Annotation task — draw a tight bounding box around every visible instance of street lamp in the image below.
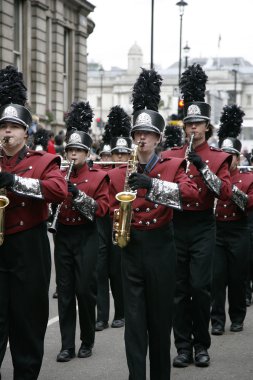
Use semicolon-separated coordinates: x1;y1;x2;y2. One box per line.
176;0;188;85
232;60;239;103
99;66;104;128
183;41;190;69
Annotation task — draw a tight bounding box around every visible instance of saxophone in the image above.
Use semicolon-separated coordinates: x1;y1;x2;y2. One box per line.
112;143;141;248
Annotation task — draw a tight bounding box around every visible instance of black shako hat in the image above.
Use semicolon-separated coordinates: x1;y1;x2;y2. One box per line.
180;63;211;123
0;65;32;130
65;101;94;151
218;104;245;155
107;105;132;154
131;68;165;136
99;124;112;156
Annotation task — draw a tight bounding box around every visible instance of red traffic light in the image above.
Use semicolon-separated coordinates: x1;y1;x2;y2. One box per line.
178;99;184;108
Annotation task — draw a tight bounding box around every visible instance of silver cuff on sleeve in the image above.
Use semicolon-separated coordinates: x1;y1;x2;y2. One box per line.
231;184;248;211
200;166;222;196
146;178;182;210
73;190;98;221
11;175;43;199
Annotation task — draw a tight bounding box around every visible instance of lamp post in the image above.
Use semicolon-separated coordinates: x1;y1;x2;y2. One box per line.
176;1;188;86
150;0;154;69
183;41;190;69
99;66;104;128
232;61;239;103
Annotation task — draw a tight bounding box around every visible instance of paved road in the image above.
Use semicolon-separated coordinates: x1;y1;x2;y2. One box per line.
2;234;253;379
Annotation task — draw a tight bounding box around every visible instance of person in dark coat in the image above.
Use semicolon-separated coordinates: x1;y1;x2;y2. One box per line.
109;68;199;380
0;65;68;379
211;104;253;334
163;64;232;368
54;101;109;362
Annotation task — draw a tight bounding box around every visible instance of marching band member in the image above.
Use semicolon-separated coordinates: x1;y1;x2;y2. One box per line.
54;101;109;362
211;105;253;334
0;65;67;379
163;64;232;368
109;68;199;380
96;106;132;332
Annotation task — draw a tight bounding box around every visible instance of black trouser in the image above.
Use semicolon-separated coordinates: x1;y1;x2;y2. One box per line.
211;220;250;327
96;215;124;322
122;223;176;380
246;214;253;300
173;210;215;352
55;223;98;350
0;223;51;380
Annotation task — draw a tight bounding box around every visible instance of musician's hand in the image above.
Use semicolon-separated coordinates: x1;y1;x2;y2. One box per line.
128;173;152;191
67;181;79;198
188;151;205;170
0;172;14;188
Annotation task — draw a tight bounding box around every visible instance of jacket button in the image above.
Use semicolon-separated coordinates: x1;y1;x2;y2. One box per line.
65;205;68;209
135;208;140;211
153;219;157;223
66;218;70;221
21;202;25;206
139;220;143;224
72;218;75;222
196;203;199;207
198;188;202;192
224;204;227;208
224;215;227;219
187;204;190;207
146;208;150;212
146;221;150;225
232;213;235;216
154;204;158;208
190;174;193;178
20;221;24;226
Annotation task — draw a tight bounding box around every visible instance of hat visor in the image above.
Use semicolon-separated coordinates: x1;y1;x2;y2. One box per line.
131;124;161;136
111;147;131;154
221;147;240;155
65;142;90;151
183;115;210;123
0;116;28;130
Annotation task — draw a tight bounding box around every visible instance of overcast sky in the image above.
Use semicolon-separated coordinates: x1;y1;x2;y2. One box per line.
87;0;253;70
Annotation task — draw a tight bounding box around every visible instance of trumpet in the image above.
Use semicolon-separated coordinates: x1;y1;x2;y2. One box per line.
48;160;75;233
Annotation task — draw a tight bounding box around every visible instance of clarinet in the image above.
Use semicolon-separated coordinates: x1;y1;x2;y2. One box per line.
185;133;194;173
48;160;75;234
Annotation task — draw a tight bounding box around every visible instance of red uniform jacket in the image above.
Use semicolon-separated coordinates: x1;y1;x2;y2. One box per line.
162;141;232;211
109;157;199;230
2;148;67;234
58;164;109;225
215;169;253;221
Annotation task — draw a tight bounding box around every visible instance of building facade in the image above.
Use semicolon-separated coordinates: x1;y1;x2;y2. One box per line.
0;0;95;132
87;43;253;152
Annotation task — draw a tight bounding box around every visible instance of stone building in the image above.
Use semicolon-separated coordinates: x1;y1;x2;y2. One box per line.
0;0;95;132
87;43;253;152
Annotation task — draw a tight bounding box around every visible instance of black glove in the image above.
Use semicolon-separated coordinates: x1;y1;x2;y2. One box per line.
128;173;152;191
188;151;206;170
67;181;79;198
0;172;14;188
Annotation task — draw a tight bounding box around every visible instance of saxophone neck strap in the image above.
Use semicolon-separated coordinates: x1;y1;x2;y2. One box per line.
143;153;159;174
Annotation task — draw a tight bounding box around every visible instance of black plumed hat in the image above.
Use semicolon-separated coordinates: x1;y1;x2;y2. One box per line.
65;101;94;151
99;124;112;156
180;63;210;123
0;65;32;129
163;124;183;150
107;105;132;154
218;104;245;155
131;68;165;136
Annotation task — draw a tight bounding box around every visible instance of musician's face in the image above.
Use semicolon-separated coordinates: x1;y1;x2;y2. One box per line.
184;121;209;144
133;131;160;152
66;147;88;167
112;152;130;165
0;122;27;154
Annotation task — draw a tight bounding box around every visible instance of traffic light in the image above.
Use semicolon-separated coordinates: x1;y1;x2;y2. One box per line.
178;99;184;120
96;117;102;128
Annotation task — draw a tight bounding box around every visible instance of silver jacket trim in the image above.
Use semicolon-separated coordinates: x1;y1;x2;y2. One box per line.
11;175;43;199
200;165;222;197
72;190;97;221
146;178;182;210
231;184;248;211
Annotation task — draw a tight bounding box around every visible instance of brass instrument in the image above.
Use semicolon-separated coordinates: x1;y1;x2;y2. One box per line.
112;143;141;248
185;133;194;173
48;160;75;233
0;137;11;245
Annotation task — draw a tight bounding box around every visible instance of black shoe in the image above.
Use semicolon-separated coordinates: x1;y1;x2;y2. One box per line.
53;290;58;299
246;297;252;307
78;344;92;358
211;325;224;336
194;347;210;367
173;350;193;368
230;322;243;332
111;318;125;328
56;348;75;362
95;321;109;331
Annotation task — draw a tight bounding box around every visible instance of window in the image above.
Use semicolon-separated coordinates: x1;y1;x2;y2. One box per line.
246;94;252;106
13;0;23;69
